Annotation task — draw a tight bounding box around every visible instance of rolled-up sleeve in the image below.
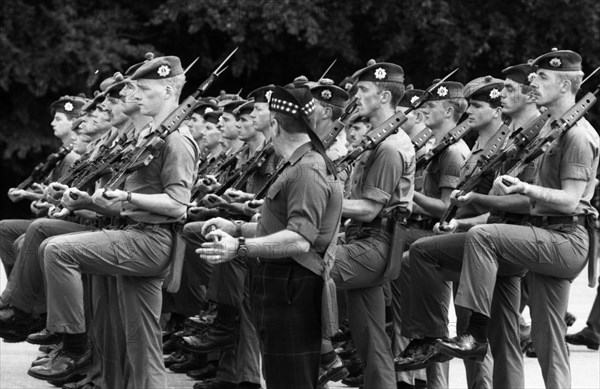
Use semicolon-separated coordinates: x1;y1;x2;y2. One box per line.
160;133;197;204
285;162;329;244
361;144;404;205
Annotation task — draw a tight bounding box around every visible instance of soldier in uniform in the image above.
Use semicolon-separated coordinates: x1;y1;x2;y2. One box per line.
329;61;415;389
27;56;198;389
395;71;540;388
197;85;343;389
436;49;599;389
0;96;84;283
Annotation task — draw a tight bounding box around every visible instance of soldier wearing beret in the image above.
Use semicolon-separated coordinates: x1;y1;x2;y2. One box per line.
310;79;350;161
327;60;415;389
197;85;343;389
435;49;599;389
395;72;541;388
25;55;198;389
0;95;85;310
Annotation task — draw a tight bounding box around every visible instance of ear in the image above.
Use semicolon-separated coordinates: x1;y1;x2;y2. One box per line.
492;106;503;118
380;90;392;104
559;79;571;94
323;106;333;120
269;117;280;136
444;105;455;119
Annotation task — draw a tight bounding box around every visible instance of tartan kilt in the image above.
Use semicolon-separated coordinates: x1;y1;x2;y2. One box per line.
251;259;323;389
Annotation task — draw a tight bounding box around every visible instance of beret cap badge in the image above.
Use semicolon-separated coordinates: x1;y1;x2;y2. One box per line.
527;73;537;83
489;88;501;99
410;95;419;105
437;86;448;97
549;58;562;68
64;102;74;112
157;65;171;77
374;68;387;80
265;90;273;103
321;89;332;100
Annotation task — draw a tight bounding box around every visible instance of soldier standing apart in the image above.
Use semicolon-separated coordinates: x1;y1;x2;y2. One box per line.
437;49;599;389
198;86;343;389
27;56;198;389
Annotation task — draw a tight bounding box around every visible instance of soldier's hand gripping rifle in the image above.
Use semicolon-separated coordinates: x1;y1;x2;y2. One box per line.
501;85;599;182
335;68;459;174
438;111;552;226
15;146;72;191
415;119;473;169
100;48;238;196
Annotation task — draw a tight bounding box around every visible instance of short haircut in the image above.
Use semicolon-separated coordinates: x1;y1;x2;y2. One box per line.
270;111;308;135
315;99;343;121
556;70;584;94
374;81;405;107
442;98;468;122
158;74;186;99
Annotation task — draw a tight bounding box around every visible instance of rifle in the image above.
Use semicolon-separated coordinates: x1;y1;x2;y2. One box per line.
411;127;434;152
16;146;72;190
415;119;472;169
101;48;238;193
335;68;460;174
502;84;599;182
438;112;551;225
213;142;274;197
251;94;360;202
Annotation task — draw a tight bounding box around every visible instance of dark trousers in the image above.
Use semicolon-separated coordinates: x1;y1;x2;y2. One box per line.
252;260;322;389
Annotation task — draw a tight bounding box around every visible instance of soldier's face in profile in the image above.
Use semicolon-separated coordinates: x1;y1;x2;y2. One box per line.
250;103;270;134
465;101;495;129
204;122;221;149
238;114;256;141
422;101;446;130
355;81;380;117
530;70;561;107
218;113;239;140
501;78;526;115
130;79;166;117
51;112;73;139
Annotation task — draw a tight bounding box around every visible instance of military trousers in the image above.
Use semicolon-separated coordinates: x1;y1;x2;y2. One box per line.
407;232;524;388
10;218;93;315
332;227;396;389
455;223;589;389
0;219;33;277
43;224;173;389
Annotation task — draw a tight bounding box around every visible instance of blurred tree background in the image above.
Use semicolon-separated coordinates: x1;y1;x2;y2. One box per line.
2;0;600;217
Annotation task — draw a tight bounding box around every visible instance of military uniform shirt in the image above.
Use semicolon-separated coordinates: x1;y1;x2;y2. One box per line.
349;131;415;217
421;140;469;198
121;127;198;224
257;142;343;274
531;117;599;216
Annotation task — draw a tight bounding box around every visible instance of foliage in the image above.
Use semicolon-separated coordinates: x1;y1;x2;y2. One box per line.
2;0;600;215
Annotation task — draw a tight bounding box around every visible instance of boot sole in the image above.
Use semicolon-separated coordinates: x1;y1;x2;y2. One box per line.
433;343;486;362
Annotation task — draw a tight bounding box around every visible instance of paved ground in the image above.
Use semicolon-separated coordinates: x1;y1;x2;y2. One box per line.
1;265;599;388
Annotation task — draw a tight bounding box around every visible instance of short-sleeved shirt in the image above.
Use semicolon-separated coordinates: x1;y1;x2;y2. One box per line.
257;142;343;275
348;130;415;217
421;140;469;199
121;127;198;224
531;117;599;217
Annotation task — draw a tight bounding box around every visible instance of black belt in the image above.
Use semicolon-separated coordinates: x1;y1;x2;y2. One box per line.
406;218;436;230
523;215;586;228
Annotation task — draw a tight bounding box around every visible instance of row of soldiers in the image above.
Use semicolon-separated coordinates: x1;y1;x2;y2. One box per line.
0;47;599;389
